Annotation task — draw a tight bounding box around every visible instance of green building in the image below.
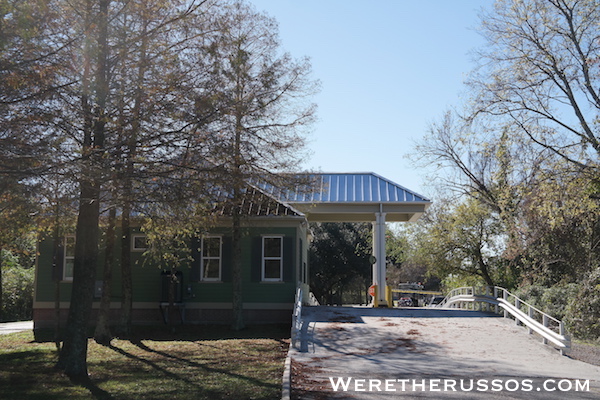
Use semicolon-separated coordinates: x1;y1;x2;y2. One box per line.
33;173;430;329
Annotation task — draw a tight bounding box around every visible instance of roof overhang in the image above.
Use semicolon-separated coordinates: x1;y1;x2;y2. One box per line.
253;172;432;223
288;201;429;222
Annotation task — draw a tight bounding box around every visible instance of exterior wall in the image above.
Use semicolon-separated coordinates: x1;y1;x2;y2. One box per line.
33;217;307;330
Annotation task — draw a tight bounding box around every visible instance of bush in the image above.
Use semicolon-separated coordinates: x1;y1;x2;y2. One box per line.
565;268;600;341
514;283;578;320
1;249;34;321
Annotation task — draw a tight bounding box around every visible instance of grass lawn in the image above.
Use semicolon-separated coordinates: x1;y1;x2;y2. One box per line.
0;325;290;400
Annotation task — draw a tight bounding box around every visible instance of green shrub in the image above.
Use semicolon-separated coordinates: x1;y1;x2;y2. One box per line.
1;249;34;321
565;268;600;341
514;283;578;320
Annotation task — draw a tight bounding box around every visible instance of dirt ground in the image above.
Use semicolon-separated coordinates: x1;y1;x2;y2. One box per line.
570;341;600;367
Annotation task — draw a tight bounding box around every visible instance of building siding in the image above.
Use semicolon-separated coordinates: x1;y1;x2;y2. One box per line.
34;222;305;328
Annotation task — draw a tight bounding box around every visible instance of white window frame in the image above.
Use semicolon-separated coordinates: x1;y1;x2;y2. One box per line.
131;234;148;252
262;235;283;282
63;235;75;281
201;236;222;282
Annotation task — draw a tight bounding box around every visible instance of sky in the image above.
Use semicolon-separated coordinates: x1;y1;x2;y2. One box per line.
248;0;493;198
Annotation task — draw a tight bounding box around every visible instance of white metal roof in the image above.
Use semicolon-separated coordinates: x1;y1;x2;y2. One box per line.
283;172;429;203
254;173;431;223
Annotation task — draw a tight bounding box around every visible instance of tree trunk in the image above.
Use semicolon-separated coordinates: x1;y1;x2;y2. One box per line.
57;0;110;378
231;97;245;331
117;14;147;337
52;221;62;350
57;180;101;379
477;256;495;287
119;201;132;337
231;208;244;330
94;206;116;345
0;247;3;322
167;269;178;330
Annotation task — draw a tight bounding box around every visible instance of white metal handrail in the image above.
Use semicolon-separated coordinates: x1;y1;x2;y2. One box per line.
437;286;570;354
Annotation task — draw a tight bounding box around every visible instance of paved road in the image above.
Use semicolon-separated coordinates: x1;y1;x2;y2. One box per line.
0;321;33;335
290;306;600;399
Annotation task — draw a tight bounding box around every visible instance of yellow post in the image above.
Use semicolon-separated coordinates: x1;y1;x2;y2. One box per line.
370;285;393;307
385;285;393;307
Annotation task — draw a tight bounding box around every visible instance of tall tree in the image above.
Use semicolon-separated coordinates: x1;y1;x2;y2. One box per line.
516;165;600;285
469;0;600;172
0;1;65;310
195;0;318;330
106;0;214;335
410;0;600;290
51;0;212;375
408;198;506;287
56;0;111;378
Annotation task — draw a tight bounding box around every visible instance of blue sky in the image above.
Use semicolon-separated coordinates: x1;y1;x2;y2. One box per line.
249;0;492;198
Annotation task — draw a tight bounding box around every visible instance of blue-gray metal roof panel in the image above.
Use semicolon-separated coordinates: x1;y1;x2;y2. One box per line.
281;173;430;204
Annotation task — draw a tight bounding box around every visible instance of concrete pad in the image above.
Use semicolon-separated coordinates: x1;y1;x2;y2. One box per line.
290;306;600;399
0;321;33;335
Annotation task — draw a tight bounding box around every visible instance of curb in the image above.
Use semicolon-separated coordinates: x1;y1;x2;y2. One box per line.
281;346;293;400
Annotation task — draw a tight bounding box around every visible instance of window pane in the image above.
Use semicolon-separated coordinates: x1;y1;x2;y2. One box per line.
264;259;281;280
65;236;75;257
65;259;74;279
133;235;147;250
264;237;281;258
203;237;221;257
203;259;220;279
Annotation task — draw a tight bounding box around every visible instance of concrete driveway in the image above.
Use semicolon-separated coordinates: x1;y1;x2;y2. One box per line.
0;321;33;335
289;306;600;399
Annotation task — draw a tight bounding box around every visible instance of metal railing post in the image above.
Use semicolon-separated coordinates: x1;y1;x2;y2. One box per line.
493;287;499;314
559;322;570;356
444;285;569;354
528;306;534;334
542;315;549;345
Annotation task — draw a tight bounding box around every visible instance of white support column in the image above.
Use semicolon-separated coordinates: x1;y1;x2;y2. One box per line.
372;211;387;307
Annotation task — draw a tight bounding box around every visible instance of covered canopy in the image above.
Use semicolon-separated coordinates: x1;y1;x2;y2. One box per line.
277;172;431;222
260;172;432;307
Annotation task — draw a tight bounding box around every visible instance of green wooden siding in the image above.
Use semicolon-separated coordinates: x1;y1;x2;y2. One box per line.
35;224;304;305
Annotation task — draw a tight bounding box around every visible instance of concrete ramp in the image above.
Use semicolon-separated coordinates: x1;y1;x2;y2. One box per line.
290;306;600;399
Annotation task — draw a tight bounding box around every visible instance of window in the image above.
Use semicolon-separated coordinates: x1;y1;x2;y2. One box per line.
262;236;283;282
64;235;75;281
132;234;148;251
201;236;222;281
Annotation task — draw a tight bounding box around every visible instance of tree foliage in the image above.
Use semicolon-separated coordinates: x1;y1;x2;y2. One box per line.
0;0;319;375
189;0;318;329
407;198;508;287
470;0;600;171
515;168;600;285
308;223;371;305
565;267;600;340
408;0;600;338
1;247;35;321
